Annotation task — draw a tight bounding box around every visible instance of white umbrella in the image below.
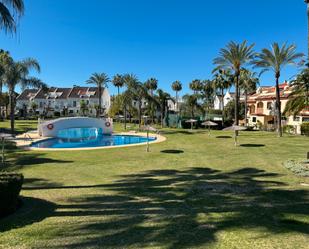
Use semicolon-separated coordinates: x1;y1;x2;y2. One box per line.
142;125;157;152
202;121;218;136
223;125;247;146
185;119;197;130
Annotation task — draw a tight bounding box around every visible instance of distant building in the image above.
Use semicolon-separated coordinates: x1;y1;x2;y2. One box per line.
214;91;244;110
16;86;111;117
246;82;309;134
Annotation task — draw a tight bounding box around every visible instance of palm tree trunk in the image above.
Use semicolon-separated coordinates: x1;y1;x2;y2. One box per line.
244;90;248;126
138;101;142;129
175;91;178;112
235;74;240;126
275;75;282;137
9;90;15;136
98;86;102;117
161;105;164;128
124;103;127;130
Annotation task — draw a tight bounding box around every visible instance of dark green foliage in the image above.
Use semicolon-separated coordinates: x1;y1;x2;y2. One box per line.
0;172;23;217
223;100;245;123
301;122;309;136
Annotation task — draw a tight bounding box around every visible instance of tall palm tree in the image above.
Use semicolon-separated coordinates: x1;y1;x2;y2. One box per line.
1;56;46;135
86;73;110;117
0;0;24;33
171;80;182;112
145;78;158;123
239;69;259;126
213;41;255;130
253;43;303;137
112;74;124;96
284;67;309;115
189;79;202;94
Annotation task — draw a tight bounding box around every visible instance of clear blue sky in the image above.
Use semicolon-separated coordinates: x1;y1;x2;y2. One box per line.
1;0;307;95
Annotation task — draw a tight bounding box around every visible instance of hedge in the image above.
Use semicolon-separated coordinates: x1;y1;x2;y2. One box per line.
301;122;309;136
0;172;24;217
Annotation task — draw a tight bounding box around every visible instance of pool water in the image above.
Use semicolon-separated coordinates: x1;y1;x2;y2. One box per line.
31;127;156;149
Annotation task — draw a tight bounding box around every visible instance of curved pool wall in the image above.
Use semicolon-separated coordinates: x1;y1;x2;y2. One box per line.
38;117;113;137
31;134;157;149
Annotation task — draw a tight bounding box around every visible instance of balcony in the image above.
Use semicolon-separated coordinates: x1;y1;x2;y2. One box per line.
256;108;264;114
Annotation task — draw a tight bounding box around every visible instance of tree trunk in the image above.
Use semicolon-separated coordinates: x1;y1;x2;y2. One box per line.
221;88;224;124
138;101;142;129
235;74;240;126
244;90;248;126
98;85;102;117
275;75;282;137
161;105;164;128
124;103;127;130
9;91;15;136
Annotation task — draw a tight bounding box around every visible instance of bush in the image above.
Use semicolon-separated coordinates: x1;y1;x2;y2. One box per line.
283;125;295;134
0;173;24;217
301;122;309;136
283;160;309;177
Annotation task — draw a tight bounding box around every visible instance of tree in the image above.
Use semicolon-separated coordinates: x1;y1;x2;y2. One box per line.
80;100;88;116
189;79;202;94
171;80;182;112
213;41;255;132
239;69;259;125
1;55;46;135
144;78;158;123
212;69;232;112
253;43;303;137
30;101;38;114
284;67;309;115
182;94;199;118
0;0;24;33
154;89;172;128
112;74;124;96
86;73;109;117
200;80;214;118
223;100;245;125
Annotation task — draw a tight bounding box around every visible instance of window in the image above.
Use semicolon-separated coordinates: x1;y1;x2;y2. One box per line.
73;101;77;107
257;102;264;109
303;117;309;122
39;102;43;108
252;117;257;123
267;102;272;110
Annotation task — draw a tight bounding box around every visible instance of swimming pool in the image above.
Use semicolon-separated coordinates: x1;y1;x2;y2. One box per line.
31;127;156;149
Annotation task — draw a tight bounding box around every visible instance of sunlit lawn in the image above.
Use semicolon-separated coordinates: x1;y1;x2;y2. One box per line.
0;120;309;249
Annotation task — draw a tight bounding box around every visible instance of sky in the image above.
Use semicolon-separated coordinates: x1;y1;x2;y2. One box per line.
1;0;308;95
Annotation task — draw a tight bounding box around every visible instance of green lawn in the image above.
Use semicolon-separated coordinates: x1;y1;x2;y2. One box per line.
0;120;309;249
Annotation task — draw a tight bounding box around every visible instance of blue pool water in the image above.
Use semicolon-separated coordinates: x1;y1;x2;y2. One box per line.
32;127;156;149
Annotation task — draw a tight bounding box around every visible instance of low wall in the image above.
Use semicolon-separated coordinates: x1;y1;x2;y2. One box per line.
38;117;113;137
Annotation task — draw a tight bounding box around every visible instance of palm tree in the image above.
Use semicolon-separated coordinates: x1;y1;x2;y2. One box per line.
154;89;172;128
1;56;46;135
171;80;182;112
212;69;232;112
86;73;110;117
284;67;309;115
145;78;158;123
239;69;259;126
0;0;24;33
253;43;303;137
182;94;199;118
213;41;255;131
189;79;202;94
200;80;214;113
112;74;124;96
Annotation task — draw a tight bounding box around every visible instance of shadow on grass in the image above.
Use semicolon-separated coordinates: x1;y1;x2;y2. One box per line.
216;136;232;139
13;167;308;248
160;149;184;154
240;144;266;147
0;196;56;233
160;130;195;135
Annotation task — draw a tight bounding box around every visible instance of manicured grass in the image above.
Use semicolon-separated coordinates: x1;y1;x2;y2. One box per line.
0;120;309;249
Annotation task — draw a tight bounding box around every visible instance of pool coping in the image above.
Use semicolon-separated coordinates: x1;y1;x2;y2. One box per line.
14;131;166;151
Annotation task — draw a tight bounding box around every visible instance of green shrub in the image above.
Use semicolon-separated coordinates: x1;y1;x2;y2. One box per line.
283;160;309;177
0;172;24;217
301;122;309;136
283;125;295;134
